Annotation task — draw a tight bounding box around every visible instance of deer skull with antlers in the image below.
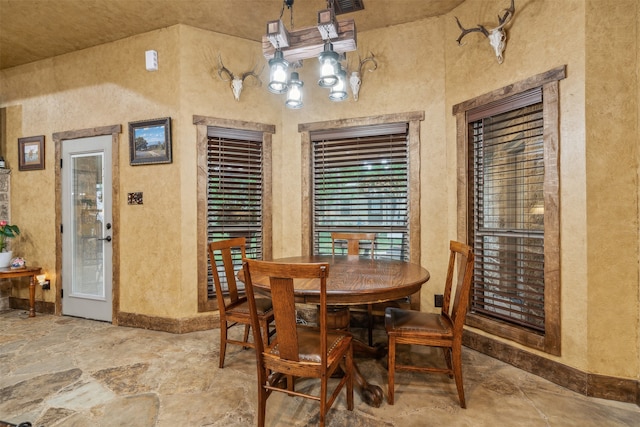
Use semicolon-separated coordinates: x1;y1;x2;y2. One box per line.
348;52;378;101
217;55;262;101
455;0;515;64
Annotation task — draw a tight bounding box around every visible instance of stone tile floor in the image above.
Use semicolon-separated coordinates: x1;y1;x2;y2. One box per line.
1;310;639;426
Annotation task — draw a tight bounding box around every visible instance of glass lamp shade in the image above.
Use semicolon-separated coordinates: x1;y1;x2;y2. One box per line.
285;72;304;109
317;42;339;88
267;50;289;94
328;65;348;101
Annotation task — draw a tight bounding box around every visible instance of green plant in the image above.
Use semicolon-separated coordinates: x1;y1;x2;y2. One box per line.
0;220;20;252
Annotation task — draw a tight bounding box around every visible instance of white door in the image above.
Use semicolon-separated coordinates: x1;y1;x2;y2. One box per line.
61;135;113;321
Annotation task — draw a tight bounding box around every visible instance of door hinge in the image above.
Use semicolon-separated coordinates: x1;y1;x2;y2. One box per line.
60;158;63;168
61;289;63;298
60;224;63;233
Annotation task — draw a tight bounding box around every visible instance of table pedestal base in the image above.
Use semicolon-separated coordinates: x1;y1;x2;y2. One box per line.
326;305;385;407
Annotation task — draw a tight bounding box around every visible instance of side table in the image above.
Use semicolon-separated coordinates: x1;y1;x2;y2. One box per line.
0;266;43;317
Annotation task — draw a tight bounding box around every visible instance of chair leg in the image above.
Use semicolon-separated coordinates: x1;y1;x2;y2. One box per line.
219;322;228;369
451;344;466;408
346;344;354;410
319;373;327;427
286;375;295;393
442;347;453;378
259;318;270;345
367;304;374;346
243;323;251;344
257;374;268;427
387;335;396;404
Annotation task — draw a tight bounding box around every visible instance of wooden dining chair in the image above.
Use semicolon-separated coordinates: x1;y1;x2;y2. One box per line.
207;237;274;368
242;258;354;427
385;240;474;407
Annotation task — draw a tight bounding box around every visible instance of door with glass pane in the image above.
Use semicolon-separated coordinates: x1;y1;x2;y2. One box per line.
61;135;113;321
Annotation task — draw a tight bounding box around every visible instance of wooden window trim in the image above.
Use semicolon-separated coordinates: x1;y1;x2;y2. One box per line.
453;66;565;355
194;115;275;312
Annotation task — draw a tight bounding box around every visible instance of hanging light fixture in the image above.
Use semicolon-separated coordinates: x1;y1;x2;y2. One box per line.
267;49;289;94
285;72;304;109
317;42;340;88
328;64;348;101
262;0;365;107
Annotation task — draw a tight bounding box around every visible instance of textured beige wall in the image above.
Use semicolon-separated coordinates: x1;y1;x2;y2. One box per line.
585;0;639;378
0;0;638;380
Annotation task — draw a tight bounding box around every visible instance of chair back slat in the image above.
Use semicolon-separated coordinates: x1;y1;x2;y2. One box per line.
269;276;300;361
331;232;376;258
445;241;474;331
208;237;247;306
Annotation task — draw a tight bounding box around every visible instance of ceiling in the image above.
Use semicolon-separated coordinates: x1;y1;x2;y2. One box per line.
0;0;465;70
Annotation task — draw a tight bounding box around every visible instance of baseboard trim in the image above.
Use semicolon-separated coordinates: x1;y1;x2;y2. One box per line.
9;297;55;315
9;298;221;333
463;329;640;406
117;311;220;333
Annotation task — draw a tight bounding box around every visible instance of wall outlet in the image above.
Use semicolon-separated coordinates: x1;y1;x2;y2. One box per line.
434;294;444;307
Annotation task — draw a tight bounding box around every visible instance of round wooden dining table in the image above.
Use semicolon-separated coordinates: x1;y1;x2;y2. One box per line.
243;255;429;304
239;254;430;407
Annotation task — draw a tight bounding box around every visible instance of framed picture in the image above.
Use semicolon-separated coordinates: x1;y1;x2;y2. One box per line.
18;135;45;171
129;117;172;165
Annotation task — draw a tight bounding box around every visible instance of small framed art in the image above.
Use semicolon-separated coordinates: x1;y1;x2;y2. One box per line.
129;117;172;165
18;135;45;171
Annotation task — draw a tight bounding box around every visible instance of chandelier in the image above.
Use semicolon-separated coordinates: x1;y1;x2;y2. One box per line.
263;0;358;109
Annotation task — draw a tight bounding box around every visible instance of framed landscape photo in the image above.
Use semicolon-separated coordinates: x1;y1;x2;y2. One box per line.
129;117;172;165
18;135;45;171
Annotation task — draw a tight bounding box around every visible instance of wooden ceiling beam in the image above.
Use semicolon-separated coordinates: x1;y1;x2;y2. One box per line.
262;19;357;62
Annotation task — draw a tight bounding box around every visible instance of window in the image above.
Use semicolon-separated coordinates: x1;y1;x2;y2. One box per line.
300;112;424;307
206;127;263;295
454;66;565;355
469;89;545;332
311;123;409;260
194;116;274;312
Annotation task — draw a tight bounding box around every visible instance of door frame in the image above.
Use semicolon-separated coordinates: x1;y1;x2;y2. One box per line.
53;125;121;323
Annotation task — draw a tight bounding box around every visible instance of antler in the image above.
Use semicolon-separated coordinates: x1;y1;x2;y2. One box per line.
494;0;515;32
358;52;378;75
455;17;490;45
455;0;515;44
217;54;234;82
241;64;264;87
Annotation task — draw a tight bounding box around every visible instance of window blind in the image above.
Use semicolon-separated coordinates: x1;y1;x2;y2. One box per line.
207;131;263;296
469;90;546;332
311;124;410;260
